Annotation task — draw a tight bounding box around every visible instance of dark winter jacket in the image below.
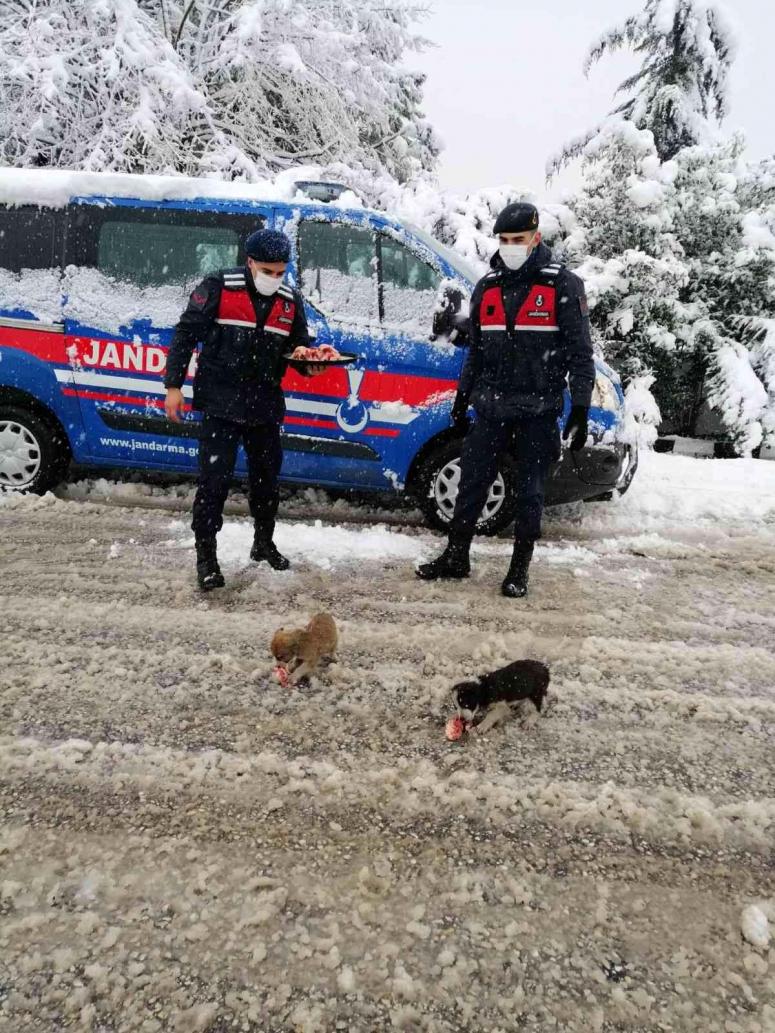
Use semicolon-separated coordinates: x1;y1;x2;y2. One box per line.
459;242;595;421
164;267;311;425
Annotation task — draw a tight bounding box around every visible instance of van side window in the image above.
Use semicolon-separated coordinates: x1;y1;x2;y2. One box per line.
98;221;240;288
0;206;60;273
297;221;379;324
379;236;442;333
66;205;262;288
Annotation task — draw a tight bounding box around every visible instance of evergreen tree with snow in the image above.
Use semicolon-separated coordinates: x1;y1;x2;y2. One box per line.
665;138;774;450
553;119;699;431
550;0;775;452
550;0;736;174
722;154;775;447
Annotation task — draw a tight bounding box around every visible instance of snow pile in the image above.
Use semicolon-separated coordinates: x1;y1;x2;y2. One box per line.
582;450;775;530
52;448;775;540
171;518;426;571
60;477;426;526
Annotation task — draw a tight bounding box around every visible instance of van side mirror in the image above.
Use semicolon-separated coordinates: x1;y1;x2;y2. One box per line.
431;285;469;346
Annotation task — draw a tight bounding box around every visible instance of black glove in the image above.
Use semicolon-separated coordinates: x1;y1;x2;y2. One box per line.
432;306;454;340
431;287;465;341
562;405;589;452
451;391;470;429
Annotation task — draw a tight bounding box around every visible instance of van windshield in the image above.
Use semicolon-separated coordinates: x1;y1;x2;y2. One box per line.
403;222;480;285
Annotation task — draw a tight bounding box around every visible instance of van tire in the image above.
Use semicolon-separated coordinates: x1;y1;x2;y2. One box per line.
411;437;518;537
0;405;69;495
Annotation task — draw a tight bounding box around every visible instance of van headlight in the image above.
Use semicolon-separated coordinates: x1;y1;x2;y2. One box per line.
591;372;621;412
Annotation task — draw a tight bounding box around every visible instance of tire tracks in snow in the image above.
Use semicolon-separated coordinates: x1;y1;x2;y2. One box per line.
1;493;775;1032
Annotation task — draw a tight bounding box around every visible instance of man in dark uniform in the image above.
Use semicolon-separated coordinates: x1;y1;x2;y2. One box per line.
417;202;595;597
164;228;321;591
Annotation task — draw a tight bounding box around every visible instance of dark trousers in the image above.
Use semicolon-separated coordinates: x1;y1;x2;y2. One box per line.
192;414;283;541
451;413;561;544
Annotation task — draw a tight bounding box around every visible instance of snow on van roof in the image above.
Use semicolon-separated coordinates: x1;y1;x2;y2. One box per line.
0;166;366;211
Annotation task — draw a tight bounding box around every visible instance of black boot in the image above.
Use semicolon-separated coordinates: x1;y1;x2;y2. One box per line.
416;535;471;580
250;529;290;571
501;542;534;598
195;538;225;591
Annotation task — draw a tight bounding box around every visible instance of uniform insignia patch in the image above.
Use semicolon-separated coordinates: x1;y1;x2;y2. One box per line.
578;295;589;317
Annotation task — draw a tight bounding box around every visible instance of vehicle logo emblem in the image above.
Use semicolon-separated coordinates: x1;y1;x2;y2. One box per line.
336;367;369;433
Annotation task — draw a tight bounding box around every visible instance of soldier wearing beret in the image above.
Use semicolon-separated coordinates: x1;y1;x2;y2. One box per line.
417;202;595;597
164;228;322;591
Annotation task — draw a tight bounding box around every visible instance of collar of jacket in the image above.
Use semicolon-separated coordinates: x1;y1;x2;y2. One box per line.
488;240;554;283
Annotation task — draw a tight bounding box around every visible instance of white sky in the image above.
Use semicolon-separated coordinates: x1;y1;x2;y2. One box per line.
411;0;775;200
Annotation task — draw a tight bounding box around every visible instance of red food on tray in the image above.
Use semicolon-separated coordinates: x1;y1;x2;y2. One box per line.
290;345;341;361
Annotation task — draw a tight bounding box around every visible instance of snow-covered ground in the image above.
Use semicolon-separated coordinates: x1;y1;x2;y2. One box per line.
1;452;774;1032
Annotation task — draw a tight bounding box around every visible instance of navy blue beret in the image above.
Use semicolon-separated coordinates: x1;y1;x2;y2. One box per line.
245;228;291;262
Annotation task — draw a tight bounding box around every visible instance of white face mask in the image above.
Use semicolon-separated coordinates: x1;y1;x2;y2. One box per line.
499;243;532;270
253;269;282;296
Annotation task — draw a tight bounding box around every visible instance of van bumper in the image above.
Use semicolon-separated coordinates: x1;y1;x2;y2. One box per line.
544;442;637;505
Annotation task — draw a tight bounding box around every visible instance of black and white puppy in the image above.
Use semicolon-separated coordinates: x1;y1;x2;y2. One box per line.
453;659;550;734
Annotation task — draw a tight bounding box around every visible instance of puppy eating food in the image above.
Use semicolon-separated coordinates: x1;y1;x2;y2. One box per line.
451;659;549;736
270;612;338;685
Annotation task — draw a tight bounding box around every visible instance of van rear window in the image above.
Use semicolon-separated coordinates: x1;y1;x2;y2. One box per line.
0;206;60;272
97;220;239;288
65;204;263;288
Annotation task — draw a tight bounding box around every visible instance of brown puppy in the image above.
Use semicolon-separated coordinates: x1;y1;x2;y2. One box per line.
270;612;338;684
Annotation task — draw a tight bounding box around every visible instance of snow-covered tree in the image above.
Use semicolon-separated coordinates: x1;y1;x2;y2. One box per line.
696;324;767;453
749;321;775;447
549;0;736;174
1;0;438;183
727;155;775;447
303;163;544;274
0;0;232;175
667;139;775;449
549;0;775;452
552;120;697;426
560;126;774;449
143;0;440;182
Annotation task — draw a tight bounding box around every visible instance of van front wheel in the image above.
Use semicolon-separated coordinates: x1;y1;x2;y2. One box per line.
411;438;518;537
0;405;69;494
